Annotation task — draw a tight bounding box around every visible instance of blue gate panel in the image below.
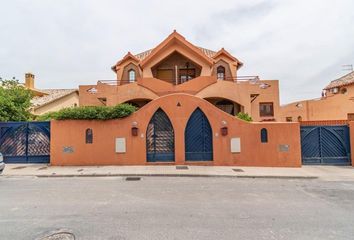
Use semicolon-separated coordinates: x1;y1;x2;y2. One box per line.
146;109;175;162
0;122;50;163
301;125;351;165
185;108;213;161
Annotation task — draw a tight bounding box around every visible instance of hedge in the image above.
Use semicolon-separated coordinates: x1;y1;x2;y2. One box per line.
36;104;137;121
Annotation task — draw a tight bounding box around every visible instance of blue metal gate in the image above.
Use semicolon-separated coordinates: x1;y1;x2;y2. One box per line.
301;125;351;165
185;108;213;161
146;109;174;162
0;122;50;163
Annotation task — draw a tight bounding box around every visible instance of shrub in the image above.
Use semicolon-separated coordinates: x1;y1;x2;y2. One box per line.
237;112;253;122
36;111;59;121
36;104;137;120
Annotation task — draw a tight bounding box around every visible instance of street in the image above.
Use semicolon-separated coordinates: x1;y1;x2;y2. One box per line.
0;176;354;240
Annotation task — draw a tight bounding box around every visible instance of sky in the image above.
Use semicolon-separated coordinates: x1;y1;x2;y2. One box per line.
0;0;353;104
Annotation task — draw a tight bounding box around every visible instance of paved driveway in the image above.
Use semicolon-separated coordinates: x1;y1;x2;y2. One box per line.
0;176;354;240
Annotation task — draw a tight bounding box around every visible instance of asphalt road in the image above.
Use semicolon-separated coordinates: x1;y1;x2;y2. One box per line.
0;176;354;240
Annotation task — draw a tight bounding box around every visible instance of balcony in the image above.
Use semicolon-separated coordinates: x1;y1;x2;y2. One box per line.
97;76;260;86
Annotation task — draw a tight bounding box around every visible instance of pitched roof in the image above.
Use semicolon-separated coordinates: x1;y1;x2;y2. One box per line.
139;31;214;68
324;71;354;90
31;89;78;109
134;47;217;61
112;31;242;69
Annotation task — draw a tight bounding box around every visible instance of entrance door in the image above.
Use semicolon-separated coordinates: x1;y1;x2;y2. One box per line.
185;108;213;161
146;109;175;162
301;125;351;165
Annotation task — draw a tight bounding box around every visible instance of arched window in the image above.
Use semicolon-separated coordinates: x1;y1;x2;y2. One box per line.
217;66;225;80
86;128;93;144
261;128;268;143
128;69;136;83
297;116;302;122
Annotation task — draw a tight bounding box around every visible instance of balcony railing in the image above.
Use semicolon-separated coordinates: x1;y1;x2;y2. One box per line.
225;76;260;83
97;76;260;86
97;80;132;85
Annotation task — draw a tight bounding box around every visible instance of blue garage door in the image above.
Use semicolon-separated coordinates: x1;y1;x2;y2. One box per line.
301;125;351;165
0;122;50;163
185;108;213;161
146;109;175;162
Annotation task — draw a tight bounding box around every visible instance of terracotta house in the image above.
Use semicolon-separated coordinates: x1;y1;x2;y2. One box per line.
51;31;301;167
79;31;281;122
280;71;354;122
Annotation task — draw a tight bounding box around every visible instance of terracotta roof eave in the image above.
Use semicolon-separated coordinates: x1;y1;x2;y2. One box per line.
32;90;78;110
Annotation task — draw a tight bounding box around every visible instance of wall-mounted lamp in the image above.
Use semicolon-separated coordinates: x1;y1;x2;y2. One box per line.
221;120;228;136
131;121;138;136
221;126;228;136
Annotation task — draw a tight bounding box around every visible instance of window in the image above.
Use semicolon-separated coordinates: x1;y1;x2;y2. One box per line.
217;66;225;80
86;128;93;144
259;102;274;117
297;116;302;122
261;128;268;143
179;69;196;83
286;117;293;122
128;69;136;83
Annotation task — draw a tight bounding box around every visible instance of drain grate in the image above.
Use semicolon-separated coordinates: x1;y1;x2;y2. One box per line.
176;165;189;170
125;177;141;181
39;232;75;240
232;169;244;172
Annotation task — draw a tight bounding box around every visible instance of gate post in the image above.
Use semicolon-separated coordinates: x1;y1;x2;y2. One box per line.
349;122;354;167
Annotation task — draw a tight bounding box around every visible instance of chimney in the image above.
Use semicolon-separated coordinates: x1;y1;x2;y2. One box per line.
25;73;35;89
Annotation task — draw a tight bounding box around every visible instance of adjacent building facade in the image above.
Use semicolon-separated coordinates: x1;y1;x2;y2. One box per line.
22;73;79;115
280;71;354;122
79;31;281;122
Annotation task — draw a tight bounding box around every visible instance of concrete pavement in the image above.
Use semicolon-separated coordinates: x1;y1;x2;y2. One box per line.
2;164;354;181
1;176;354;240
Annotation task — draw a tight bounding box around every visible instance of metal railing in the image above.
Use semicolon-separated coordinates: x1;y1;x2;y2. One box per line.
97;76;260;86
97;80;133;85
225;76;260;83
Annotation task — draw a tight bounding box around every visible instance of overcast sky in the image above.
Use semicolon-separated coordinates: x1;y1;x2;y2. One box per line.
1;0;353;104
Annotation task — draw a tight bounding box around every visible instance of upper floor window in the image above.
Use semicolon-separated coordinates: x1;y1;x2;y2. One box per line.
217;66;225;80
259;102;274;117
128;69;136;83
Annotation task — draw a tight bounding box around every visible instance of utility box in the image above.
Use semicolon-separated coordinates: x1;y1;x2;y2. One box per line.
115;138;126;153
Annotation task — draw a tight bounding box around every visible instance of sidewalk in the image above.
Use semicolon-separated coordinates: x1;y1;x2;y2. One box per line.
1;164;354;180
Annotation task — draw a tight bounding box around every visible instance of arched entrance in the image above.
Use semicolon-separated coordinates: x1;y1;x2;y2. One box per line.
185;108;213;161
146;108;174;162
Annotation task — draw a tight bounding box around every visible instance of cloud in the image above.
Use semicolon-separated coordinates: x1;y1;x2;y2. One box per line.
0;0;353;104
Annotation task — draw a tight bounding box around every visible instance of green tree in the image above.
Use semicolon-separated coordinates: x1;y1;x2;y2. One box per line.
0;78;33;121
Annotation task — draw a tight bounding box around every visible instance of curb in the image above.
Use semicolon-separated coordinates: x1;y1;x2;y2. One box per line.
2;173;318;179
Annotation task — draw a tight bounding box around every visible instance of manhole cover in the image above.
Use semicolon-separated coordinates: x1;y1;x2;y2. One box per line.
176;165;189;170
39;232;75;240
125;177;141;181
232;169;244;172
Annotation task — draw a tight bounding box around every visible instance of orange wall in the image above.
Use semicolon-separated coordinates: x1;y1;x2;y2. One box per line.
280;85;354;121
80;78;281;121
51;94;301;167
